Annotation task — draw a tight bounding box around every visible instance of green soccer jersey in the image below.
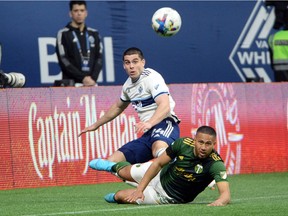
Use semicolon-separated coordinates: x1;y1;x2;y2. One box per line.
160;137;228;203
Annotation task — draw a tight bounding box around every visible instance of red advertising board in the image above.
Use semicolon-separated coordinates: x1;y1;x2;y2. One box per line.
0;89;14;190
0;83;287;190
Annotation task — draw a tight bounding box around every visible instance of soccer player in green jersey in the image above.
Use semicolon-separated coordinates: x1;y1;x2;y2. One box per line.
92;125;231;206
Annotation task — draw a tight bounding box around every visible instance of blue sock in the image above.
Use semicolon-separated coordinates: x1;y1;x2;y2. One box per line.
89;159;116;172
104;193;116;203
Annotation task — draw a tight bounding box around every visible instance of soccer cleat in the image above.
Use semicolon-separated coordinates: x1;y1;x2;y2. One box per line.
89;159;116;172
104;193;117;203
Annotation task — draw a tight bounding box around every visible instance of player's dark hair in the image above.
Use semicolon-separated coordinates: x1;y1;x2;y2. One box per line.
196;126;217;137
122;47;144;60
69;0;87;11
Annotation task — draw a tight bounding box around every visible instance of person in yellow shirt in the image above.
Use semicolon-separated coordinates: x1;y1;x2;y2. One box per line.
268;29;288;82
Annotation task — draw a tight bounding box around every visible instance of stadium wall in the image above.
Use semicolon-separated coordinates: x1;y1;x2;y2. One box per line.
0;0;278;86
0;83;287;190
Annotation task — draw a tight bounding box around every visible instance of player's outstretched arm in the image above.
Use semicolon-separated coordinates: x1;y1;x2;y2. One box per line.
78;99;130;136
144;94;170;128
207;181;230;206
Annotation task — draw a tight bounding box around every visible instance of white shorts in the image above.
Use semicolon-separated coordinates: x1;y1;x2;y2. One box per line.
130;161;177;205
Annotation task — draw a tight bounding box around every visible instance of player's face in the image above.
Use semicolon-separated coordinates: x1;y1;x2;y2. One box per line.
194;132;216;159
123;54;145;81
70;4;87;25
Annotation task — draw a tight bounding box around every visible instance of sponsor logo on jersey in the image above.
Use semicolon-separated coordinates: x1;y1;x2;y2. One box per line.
138;85;143;94
195;164;203;174
220;171;228;179
154;84;159;90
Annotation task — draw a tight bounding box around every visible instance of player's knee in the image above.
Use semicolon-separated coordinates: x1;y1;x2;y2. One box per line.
155;147;167;158
114;190;134;204
108;151;126;162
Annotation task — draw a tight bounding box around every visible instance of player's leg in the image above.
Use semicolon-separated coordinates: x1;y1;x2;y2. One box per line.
118;138;153;164
112;186;160;204
107;150;126;162
89;158;116;172
89;140;151;183
152;140;168;158
89;158;132;175
104;161;153;204
88;151;125;172
150;117;180;158
114;161;153;183
89;136;149;172
113;188;138;204
117;139;152;187
106;162;173;204
114;162;134;181
105;162;160;204
88;138;148;172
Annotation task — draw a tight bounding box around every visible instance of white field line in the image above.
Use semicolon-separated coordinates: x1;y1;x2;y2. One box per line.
21;205;165;216
22;194;288;216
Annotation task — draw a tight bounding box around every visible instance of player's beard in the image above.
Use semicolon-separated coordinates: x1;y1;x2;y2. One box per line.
194;147;209;159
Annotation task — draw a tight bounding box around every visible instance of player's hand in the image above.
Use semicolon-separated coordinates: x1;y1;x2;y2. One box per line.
134;122;152;133
78;125;96;137
125;190;144;204
207;200;226;206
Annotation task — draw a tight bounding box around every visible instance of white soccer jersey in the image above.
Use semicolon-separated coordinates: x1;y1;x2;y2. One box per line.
120;68;177;122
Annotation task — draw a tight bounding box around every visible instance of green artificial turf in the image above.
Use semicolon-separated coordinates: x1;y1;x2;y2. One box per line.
0;172;287;216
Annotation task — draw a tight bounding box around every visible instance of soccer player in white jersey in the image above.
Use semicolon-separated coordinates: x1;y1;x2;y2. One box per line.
79;47;180;168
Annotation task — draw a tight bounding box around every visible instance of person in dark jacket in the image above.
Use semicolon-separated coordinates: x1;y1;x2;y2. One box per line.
56;0;102;87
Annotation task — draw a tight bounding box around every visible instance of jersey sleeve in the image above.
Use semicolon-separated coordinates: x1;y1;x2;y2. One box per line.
120;90;130;102
120;80;131;102
165;138;182;159
209;161;229;183
166;137;192;159
146;71;169;99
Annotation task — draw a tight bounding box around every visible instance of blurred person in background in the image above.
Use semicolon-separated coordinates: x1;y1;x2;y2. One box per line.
56;0;102;87
266;1;288;82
